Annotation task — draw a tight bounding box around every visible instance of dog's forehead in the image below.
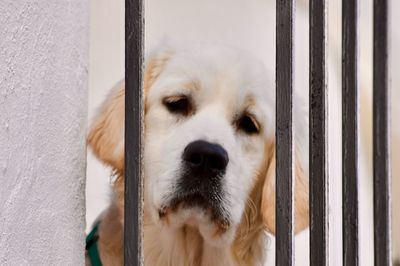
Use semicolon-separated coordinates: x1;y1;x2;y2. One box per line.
150;46;273;107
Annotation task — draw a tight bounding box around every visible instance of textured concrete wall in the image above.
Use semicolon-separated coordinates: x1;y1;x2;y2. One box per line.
0;1;89;265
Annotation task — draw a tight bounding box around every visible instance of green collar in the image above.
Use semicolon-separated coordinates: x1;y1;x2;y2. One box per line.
86;222;102;266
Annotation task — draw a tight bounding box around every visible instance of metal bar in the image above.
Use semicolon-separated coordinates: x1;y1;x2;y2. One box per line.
342;0;359;265
125;0;144;265
309;0;328;265
373;0;391;265
276;0;295;265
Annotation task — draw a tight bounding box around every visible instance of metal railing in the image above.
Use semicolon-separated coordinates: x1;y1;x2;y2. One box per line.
125;0;144;264
124;0;391;265
309;0;328;265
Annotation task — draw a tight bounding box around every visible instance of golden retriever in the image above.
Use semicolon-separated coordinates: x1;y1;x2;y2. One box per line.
87;44;309;266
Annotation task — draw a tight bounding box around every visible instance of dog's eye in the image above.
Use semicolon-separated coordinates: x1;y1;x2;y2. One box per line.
237;114;260;134
163;96;192;116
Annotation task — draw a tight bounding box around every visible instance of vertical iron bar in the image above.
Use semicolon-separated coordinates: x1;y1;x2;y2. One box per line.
276;0;295;265
373;0;391;265
309;0;328;265
342;0;359;265
125;0;144;265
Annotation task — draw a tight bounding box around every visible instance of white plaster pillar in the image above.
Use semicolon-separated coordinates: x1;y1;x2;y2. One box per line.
0;1;89;265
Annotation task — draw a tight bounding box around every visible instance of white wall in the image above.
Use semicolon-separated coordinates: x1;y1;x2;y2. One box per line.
0;1;89;265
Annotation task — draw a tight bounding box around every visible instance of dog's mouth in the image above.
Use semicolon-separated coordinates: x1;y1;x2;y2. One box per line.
158;191;230;231
170;192;214;211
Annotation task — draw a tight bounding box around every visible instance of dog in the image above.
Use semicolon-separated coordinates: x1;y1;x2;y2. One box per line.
87;44;309;265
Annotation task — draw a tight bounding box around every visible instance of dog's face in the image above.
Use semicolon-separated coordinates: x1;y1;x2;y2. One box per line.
144;46;275;245
88;44;309;250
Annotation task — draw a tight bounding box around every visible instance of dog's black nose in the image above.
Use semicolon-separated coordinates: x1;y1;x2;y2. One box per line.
182;140;229;177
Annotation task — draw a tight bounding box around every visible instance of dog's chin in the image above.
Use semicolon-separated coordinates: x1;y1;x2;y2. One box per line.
155;197;236;247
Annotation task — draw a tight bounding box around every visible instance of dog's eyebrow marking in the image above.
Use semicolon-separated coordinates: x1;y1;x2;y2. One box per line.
243;94;257;109
240;95;259;119
183;80;201;92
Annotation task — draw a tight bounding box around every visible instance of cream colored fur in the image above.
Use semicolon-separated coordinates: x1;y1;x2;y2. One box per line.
87;44;309;266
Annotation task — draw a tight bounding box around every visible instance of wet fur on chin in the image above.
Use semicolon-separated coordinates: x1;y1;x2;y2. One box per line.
87;44;309;266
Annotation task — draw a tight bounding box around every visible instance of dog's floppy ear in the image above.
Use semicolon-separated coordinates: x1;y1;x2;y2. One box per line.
260;141;309;234
87;81;125;171
87;47;173;171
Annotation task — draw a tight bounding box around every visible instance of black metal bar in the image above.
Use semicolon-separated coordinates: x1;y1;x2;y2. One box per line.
276;0;295;265
125;0;144;265
342;0;359;265
309;0;328;265
373;0;391;265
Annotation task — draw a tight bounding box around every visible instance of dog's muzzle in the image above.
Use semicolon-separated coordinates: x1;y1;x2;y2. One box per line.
166;140;229;217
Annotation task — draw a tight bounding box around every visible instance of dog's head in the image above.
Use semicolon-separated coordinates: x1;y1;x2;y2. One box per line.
88;44;309;248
